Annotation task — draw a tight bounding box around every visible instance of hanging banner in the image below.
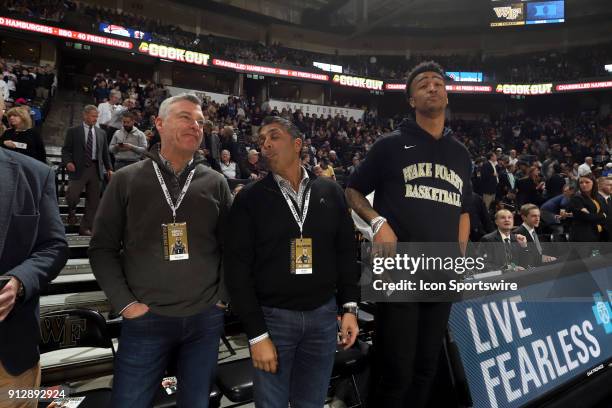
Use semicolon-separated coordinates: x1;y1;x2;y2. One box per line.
166;86;230;105
138;42;210;66
212;59;329;82
269;99;364;121
0;16;133;49
332;74;384;91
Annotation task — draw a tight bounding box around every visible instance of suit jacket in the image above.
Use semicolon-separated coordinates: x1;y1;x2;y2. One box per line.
516;177;544;207
468;192;494;242
479;230;528;270
61;125;112;181
513;224;543;267
568;193;606;242
496;168;513;198
480;161;498;194
596;193;612;242
0;149;68;375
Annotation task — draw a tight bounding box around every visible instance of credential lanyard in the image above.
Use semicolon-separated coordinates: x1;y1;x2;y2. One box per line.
152;161;196;222
279;182;312;238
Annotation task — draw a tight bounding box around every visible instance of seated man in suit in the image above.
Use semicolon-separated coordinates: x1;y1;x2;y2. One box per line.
479;209;529;271
0;148;69;408
514;204;557;267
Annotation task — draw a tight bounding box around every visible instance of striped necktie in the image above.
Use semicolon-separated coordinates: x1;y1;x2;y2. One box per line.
86;126;94;164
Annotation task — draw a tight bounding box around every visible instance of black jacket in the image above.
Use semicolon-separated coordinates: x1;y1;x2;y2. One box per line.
0;128;47;164
468;192;494;242
224;171;360;340
516;177;544;207
479;230;528;270
596;193;612;242
512;224;543;267
568;193;606;242
480;161;498;194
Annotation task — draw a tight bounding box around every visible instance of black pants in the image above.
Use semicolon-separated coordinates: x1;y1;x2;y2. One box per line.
374;302;451;408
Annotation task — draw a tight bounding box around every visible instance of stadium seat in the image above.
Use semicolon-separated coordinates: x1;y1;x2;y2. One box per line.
40;309;115;408
215;358;254;404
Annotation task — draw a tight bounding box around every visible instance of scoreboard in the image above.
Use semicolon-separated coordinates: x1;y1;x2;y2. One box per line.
490;0;565;27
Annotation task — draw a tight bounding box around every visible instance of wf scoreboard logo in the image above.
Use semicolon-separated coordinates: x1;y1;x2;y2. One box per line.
494;5;523;21
592;291;612;334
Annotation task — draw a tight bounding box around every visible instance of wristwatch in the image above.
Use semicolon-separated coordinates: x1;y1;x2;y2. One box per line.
16;279;24;300
342;303;359;316
370;216;387;235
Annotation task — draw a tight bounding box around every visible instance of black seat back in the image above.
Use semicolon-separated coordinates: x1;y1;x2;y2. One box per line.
40;309;115;355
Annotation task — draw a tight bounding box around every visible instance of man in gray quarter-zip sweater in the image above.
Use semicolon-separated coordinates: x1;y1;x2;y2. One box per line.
89;93;232;408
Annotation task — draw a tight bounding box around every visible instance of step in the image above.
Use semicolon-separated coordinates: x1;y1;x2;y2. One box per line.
40;291;109;314
58;197;86;207
67;235;91;248
61;258;92;275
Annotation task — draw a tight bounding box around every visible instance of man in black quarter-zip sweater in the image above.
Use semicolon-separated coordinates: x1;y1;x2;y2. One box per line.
225;116;360;408
346;61;473;408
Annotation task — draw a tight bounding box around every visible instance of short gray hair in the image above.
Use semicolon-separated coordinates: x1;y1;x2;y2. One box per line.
158;93;202;119
83;105;98;114
110;90;122;99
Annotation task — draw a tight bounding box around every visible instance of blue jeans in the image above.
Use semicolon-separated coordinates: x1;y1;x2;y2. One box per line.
111;306;224;408
253;297;338;408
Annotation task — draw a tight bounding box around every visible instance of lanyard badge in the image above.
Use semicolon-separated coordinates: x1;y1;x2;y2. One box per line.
153;161;195;261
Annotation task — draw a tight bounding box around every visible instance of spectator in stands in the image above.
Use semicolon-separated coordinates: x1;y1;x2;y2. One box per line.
16;69;35;101
480;151;499;210
243;148;264;180
328;150;342;172
225;116;359;408
0;106;46;163
567;175;606;242
96;89;122;134
219;125;238;160
480;209;528;271
34;66;53;99
540;184;574;235
0;76;8;102
467;192;494;242
578;156;593;177
514;203;557;267
89;93;231;407
300;152;312;171
596;176;612;242
61;105;113;236
201;120;221;167
545;164;566;199
0;98;5;137
219;149;241;179
312;164;323;177
319;158;336;180
106;98;134;141
516;166;545;207
346;155;360;177
93;79;110;105
109;112;148;170
0;147;68;408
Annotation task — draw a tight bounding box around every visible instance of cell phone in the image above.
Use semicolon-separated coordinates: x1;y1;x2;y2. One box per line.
0;276;12;290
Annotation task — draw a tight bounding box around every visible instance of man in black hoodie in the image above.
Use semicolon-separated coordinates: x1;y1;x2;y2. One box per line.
346;61;472;408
